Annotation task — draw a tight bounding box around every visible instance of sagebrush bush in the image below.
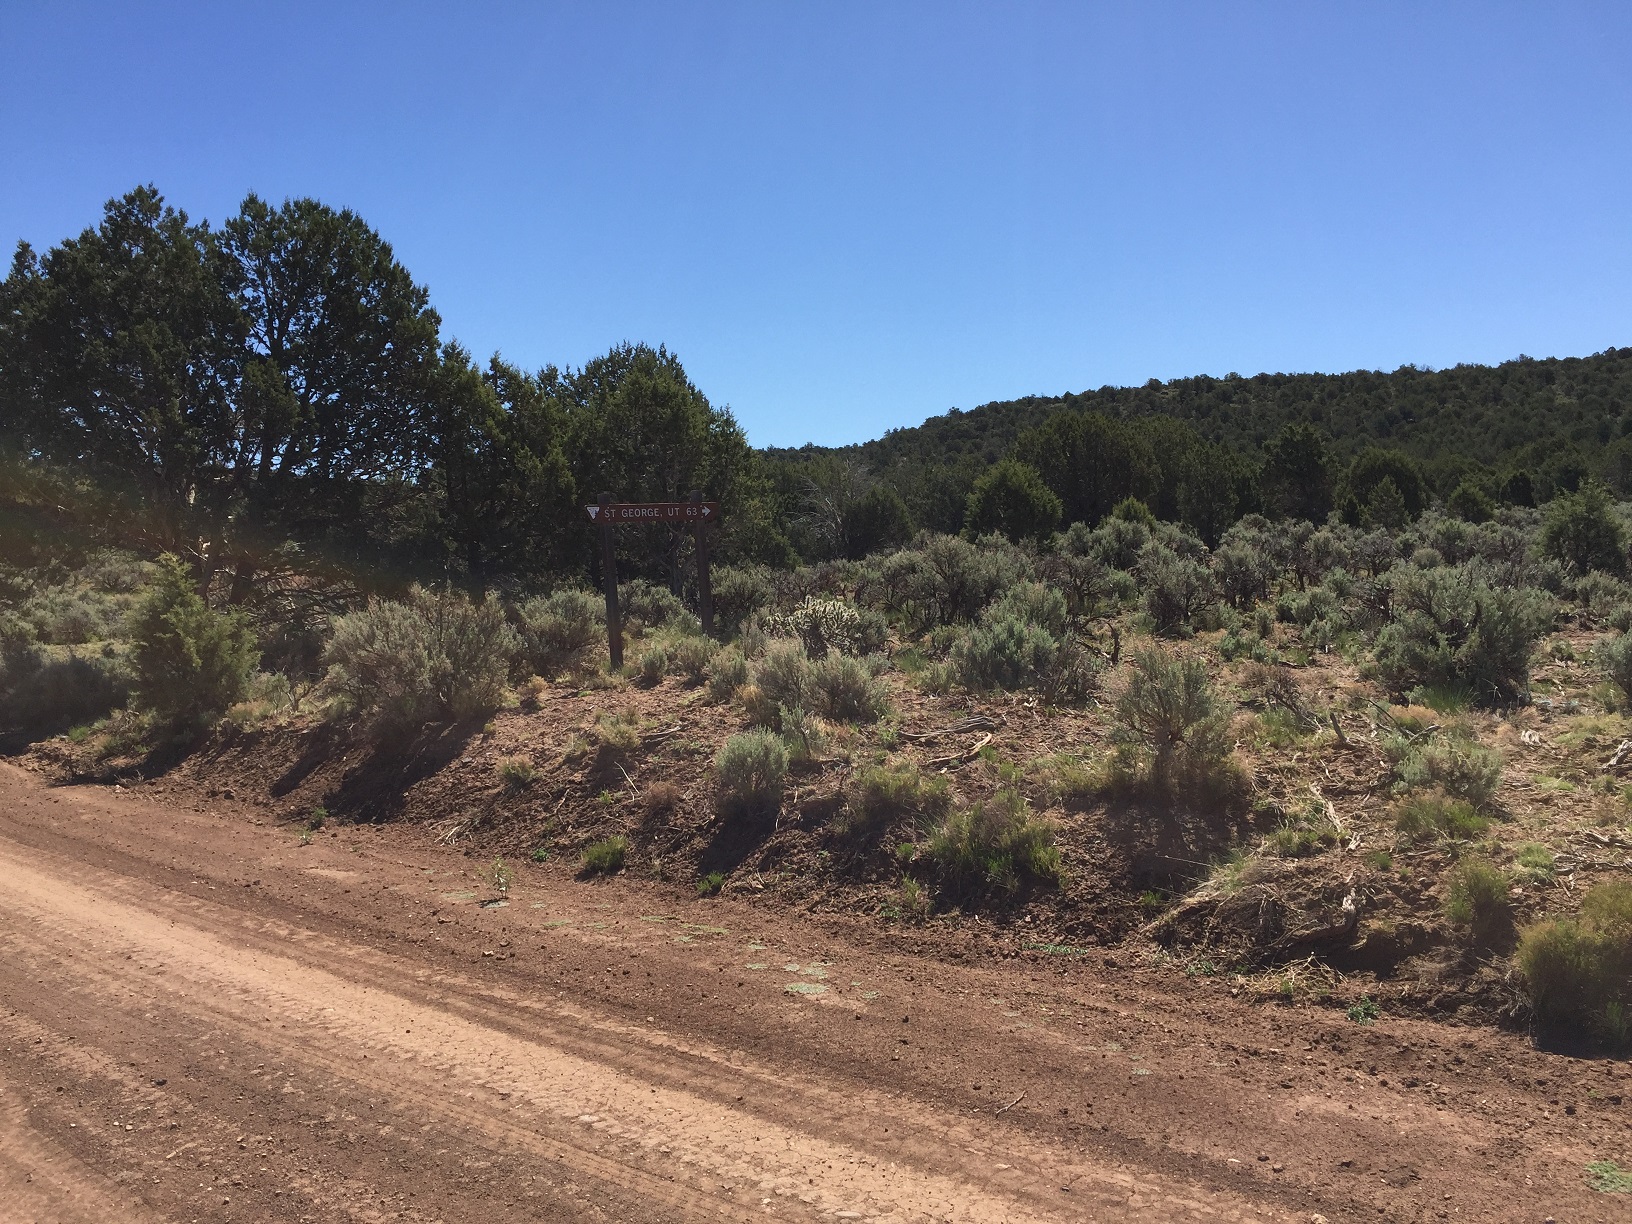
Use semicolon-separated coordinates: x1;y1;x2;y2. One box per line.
841;761;951;839
1444;858;1511;942
325;586;518;731
617;579;687;632
1137;543;1217;636
1393;790;1490;843
811;652;890;722
1114;646;1232;766
581;835;628;875
710;565;774;635
669;636;713;683
986;582;1069;635
705;646;749;700
778;705;830;766
1517;881;1632;1047
926;789;1060;894
1595;632;1632;703
1111;646;1245;807
1396;736;1503;808
753;640;815;711
1373;563;1552;707
516;589;603;671
954;615;1057;692
638;647;668;685
129;554;258;730
715;729;788;818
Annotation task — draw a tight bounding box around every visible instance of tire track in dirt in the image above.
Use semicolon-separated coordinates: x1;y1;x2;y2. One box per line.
0;834;1268;1223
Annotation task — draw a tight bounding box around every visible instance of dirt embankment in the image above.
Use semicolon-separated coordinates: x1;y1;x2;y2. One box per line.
1;762;1628;1223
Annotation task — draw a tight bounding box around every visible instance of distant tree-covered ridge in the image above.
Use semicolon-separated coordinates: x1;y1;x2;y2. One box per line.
5;184;1632;591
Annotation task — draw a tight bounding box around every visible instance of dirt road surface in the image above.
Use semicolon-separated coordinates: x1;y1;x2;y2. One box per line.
0;762;1624;1223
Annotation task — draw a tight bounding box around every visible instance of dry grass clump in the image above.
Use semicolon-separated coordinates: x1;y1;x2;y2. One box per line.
924;788;1060;895
642;780;682;817
496;755;537;790
839;761;950;840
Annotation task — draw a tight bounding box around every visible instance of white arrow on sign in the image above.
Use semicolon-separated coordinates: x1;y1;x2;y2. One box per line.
586;505;600;520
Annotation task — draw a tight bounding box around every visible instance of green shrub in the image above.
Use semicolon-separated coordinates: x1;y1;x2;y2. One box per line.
753;640;815;710
1540;480;1626;576
1373;563;1553;707
1396;736;1503;808
926;789;1060;894
0;619;130;737
842;761;951;839
325;586;518;731
963;458;1062;544
1515;842;1556;879
1595;632;1632;703
128;555;258;730
517;589;603;671
1518;880;1632;1046
581;835;629;875
696;871;726;896
705;646;749;700
715;729;788;818
670;636;714;683
711;565;774;635
638;647;668;685
812;652;890;722
1393;791;1490;842
1266;802;1341;857
1444;858;1510;939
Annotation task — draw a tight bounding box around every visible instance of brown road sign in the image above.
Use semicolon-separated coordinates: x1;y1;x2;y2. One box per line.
586;501;720;523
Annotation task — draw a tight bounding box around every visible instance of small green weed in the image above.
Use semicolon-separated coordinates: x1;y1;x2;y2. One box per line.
1586;1161;1632;1193
696;871;725;897
1347;996;1381;1025
1515;842;1556;879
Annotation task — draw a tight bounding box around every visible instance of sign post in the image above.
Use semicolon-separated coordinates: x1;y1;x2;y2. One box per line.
596;491;623;669
690;488;714;637
585;496;723;667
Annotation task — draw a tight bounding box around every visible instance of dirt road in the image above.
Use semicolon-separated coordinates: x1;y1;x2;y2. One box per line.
0;763;1624;1222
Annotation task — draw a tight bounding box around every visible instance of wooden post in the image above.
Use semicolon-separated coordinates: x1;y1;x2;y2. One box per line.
690;489;714;638
598;491;623;669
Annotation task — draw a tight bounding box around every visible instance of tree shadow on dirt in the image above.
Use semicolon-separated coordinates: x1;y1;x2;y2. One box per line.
694;807;779;877
316;720;482;824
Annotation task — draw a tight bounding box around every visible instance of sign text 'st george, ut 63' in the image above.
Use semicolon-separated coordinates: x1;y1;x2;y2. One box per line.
586;501;719;523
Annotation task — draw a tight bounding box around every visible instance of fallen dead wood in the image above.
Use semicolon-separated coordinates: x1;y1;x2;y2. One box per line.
900;715;1005;743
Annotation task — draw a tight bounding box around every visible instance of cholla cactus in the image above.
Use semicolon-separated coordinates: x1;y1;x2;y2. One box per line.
763;596;866;657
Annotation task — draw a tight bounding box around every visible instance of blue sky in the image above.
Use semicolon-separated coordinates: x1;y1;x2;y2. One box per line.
2;2;1630;447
